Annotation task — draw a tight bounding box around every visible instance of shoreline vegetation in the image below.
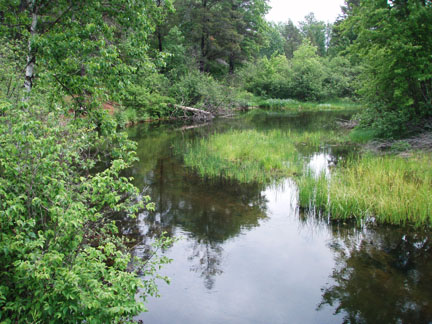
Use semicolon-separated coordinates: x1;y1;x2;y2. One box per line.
113;99;363;127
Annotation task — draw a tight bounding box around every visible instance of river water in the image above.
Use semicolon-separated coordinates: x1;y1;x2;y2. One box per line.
122;111;432;324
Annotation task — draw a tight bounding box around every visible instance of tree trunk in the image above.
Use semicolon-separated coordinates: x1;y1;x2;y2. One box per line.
24;0;38;95
229;55;235;74
157;28;163;52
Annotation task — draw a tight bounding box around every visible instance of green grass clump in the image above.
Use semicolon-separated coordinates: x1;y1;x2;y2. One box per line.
257;98;361;111
349;128;378;143
328;154;432;225
183;129;347;183
299;153;432;225
258;98;297;109
183;128;344;183
298;171;329;209
184;130;301;183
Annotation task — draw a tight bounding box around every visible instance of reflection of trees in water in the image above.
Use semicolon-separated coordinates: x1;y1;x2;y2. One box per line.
319;224;432;324
188;239;224;290
246;110;355;132
145;157;268;239
120;153;268;289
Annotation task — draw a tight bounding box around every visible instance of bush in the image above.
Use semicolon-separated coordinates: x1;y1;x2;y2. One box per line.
0;103;172;323
237;55;292;99
289;41;326;101
122;84;174;119
237;42;360;102
357;105;413;138
168;69;239;112
323;55;361;99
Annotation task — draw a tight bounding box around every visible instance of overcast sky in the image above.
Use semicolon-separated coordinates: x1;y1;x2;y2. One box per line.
266;0;345;24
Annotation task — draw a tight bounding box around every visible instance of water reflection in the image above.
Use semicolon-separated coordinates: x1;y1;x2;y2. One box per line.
319;225;432;324
308;152;331;178
188;240;224;290
122;111;432;324
122;144;269;288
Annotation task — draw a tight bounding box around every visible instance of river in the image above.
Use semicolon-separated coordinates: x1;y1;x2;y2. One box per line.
121;110;432;324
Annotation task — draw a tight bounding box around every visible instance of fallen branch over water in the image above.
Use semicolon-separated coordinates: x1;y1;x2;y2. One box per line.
173;104;213;116
170;104;215;122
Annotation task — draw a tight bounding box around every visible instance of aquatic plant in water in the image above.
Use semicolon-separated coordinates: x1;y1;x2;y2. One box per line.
328;154;432;225
299;153;432;226
183;129;343;184
184;130;301;183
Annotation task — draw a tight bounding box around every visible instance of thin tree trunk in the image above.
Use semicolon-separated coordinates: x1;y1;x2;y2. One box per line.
24;0;38;95
229;55;235;74
157;28;163;52
200;34;206;72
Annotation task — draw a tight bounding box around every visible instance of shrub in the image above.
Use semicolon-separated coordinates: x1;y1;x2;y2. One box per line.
122;84;174;119
0;103;171;322
168;69;239;112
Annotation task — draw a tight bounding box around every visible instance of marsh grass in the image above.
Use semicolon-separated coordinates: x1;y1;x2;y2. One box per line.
299;153;432;225
328;154;432;225
183;127;431;225
183;129;344;183
349;128;378;143
257;99;361;111
184;130;301;183
298;171;329;210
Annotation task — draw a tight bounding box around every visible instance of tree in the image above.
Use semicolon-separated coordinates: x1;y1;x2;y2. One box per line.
173;0;269;73
0;1;175;321
0;101;173;322
279;20;303;58
0;0;162;111
344;0;432;137
299;13;327;56
327;0;360;57
259;22;285;58
290;41;326;100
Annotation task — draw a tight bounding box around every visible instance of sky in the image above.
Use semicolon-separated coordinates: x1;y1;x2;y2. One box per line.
266;0;346;24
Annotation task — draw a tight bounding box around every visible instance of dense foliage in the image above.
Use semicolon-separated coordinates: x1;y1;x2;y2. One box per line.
238;42;359;101
342;0;432;137
0;101;174;322
0;0;173;322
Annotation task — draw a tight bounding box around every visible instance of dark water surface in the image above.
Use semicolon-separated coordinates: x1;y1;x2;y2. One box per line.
122;111;432;324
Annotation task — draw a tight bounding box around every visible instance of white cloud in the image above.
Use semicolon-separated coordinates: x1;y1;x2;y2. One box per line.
266;0;345;24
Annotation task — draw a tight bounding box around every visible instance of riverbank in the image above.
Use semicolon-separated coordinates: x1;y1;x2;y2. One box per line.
113;98;362;128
